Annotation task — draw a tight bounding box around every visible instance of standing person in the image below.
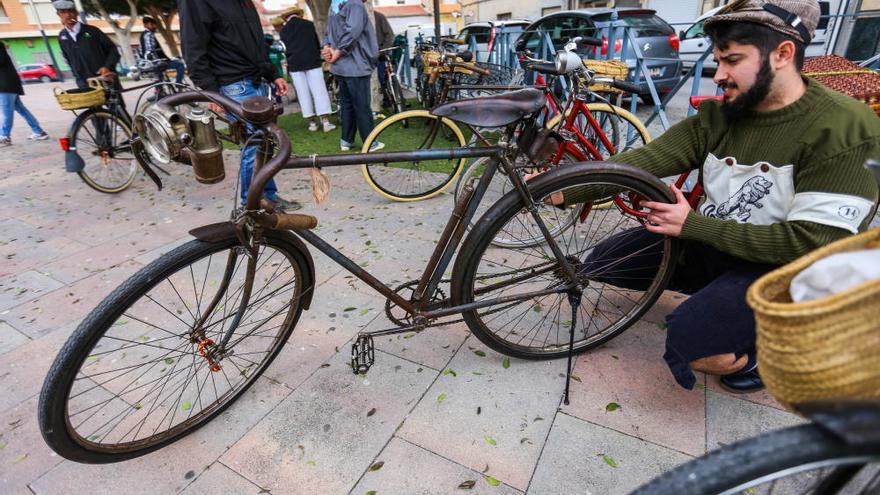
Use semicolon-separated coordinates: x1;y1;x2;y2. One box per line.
0;43;49;147
279;8;336;133
321;0;383;151
53;1;121;93
139;16;186;85
179;0;301;212
374;10;394;109
541;0;879;393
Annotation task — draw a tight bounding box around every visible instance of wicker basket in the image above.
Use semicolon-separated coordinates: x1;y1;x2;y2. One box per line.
421;50;441;75
583;59;629;94
803;55;880;117
747;228;880;410
54;79;105;110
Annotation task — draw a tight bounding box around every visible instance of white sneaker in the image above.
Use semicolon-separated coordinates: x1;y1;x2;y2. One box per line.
307;122;318;132
368;141;385;152
322;121;336;132
28;132;49;141
0;137;10;147
340;140;353;151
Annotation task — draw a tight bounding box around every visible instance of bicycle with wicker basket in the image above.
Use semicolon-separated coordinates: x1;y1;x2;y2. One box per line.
54;75;238;193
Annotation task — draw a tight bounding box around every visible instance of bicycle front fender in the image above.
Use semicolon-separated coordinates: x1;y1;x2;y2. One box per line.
799;400;880;447
188;222;316;310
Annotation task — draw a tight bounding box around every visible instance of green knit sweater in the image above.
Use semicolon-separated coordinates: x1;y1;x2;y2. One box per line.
574;78;880;265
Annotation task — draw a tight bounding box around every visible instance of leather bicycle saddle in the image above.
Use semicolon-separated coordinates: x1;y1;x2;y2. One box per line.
430;88;547;128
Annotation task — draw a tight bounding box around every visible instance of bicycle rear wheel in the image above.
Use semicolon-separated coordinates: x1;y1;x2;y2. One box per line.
632;422;880;494
39;231;311;463
72;110;138;193
451;163;678;359
361;110;467;202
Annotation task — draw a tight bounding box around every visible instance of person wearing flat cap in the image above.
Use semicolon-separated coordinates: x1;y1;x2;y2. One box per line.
550;0;880;394
53;0;122;93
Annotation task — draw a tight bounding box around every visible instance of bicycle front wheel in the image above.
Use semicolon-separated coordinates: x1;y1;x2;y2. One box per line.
361;110;467;202
72;110;138;193
632;422;880;495
39;231;311;463
546;103;651;158
451;163;678;359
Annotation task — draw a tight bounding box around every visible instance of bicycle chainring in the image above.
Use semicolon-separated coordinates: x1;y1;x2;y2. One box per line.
384;280;447;327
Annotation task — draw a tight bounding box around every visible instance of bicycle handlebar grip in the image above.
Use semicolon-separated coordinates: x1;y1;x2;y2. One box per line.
454;63;489;76
611;78;642;94
444;38;466;45
581;37;604;47
270;213;318;230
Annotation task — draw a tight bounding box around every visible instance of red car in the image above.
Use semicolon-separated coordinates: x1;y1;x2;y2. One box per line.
17;63;60;83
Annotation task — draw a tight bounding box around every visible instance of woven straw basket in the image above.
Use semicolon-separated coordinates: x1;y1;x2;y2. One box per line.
583;59;628;94
747;228;880;410
54;79;105;111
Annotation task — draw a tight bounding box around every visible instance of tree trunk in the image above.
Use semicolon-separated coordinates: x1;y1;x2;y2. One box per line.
305;0;330;43
143;6;181;58
364;1;382;113
93;0;137;69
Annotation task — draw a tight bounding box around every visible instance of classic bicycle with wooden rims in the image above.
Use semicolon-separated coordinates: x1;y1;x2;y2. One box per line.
38;82;681;464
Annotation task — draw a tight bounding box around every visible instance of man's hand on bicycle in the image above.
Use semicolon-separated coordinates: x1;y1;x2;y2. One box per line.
641;184;689;237
96;67;116;81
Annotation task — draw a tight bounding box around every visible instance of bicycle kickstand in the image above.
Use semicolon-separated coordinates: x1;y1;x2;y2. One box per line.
563;290;583;406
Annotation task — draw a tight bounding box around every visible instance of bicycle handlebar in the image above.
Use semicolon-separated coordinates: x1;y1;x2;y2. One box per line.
591;76;641;94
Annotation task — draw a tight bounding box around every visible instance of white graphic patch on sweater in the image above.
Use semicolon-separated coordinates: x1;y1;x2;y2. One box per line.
700;153;794;225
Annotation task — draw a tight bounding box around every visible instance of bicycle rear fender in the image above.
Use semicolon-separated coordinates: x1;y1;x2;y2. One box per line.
189;221;316;310
798;400;880;447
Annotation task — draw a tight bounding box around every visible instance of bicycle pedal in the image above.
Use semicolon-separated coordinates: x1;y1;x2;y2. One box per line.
350;334;375;375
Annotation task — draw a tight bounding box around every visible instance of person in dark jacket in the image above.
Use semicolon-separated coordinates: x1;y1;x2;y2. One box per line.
278;9;336;132
0;43;48;147
53;1;121;91
179;0;300;212
139;16;185;84
374;11;394;108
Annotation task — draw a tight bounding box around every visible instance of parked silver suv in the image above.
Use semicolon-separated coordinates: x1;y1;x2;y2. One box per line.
516;9;683;100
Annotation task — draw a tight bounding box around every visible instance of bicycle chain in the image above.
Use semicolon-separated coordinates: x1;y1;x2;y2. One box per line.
384;258;564;330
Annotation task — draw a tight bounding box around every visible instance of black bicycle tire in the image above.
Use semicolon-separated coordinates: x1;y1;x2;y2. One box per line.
72;109;138;194
631;423;880;495
451;163;678;359
38;231;311;463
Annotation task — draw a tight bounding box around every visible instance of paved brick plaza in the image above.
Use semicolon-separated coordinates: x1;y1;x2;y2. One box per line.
0;81;803;494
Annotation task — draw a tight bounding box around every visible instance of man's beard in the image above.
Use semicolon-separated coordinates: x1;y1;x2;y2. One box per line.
720;56;774;120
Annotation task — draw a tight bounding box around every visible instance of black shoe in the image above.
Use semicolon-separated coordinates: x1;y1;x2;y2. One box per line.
719;359;764;394
267;196;302;212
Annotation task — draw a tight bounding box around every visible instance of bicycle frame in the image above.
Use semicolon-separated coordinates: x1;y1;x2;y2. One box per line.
160;90;581;343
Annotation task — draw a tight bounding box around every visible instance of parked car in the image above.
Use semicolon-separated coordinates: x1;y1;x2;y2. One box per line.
679;1;832;71
456;20;530;62
515;9;682;100
17;63;60;83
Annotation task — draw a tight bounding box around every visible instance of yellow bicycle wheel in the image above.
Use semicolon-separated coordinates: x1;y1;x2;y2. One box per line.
361;110;467;202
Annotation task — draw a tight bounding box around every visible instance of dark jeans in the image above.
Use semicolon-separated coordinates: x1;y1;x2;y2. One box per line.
580;228;777;389
337;75;374;145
